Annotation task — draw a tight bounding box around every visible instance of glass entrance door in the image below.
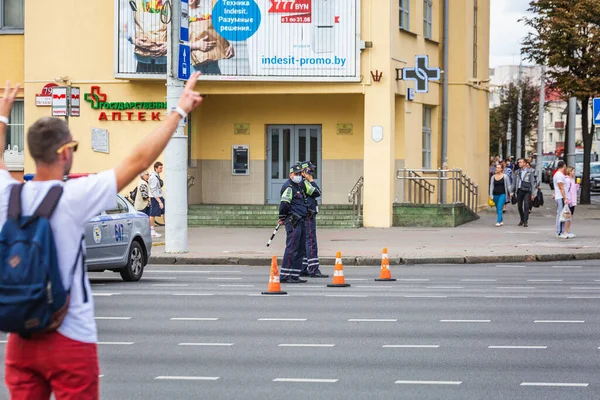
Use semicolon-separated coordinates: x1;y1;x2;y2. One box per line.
266;125;322;205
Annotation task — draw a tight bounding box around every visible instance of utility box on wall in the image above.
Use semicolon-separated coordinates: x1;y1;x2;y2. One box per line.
232;145;249;175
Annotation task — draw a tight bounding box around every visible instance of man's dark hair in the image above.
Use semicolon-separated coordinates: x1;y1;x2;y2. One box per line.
27;117;71;164
154;161;163;170
557;160;566;169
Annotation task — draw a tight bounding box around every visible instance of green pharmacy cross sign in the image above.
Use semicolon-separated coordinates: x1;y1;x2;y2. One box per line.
84;86;167;121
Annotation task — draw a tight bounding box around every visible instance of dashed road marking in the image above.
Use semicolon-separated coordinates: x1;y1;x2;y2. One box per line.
488;346;547;349
258;318;307;321
398;279;430;282
92;292;121;297
440;320;491;323
534;320;584;323
527;280;563;282
348;319;397;322
218;285;255;287
95;317;132;320
520;382;588;387
485;296;528;299
172;293;215;296
552;266;582;269
178;343;233;346
427;286;464;289
273;378;338;383
151;284;190;287
395;380;462;385
383;345;439;348
496;287;536;290
462;279;496;282
97;342;134;345
155;376;220;381
278;344;335;348
170;317;219;321
208;278;242;281
405;295;447;298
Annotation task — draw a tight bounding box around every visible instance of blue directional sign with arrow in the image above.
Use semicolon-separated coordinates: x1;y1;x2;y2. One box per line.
178;44;191;81
402;55;441;93
593;98;600;125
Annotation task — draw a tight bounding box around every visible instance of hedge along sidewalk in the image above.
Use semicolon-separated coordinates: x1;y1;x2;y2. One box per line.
149;203;600;266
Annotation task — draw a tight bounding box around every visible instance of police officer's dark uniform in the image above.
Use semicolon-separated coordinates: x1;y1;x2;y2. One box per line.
299;161;328;278
278;164;309;283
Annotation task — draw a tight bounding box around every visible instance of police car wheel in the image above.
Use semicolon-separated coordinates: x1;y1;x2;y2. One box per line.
120;241;145;282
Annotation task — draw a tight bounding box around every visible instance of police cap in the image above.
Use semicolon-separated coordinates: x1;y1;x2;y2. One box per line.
299;161;317;170
289;164;303;174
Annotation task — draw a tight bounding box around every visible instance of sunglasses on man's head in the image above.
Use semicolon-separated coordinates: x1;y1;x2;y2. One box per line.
56;141;79;154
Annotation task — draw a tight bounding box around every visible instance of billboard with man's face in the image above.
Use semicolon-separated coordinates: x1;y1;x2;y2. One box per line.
115;0;359;82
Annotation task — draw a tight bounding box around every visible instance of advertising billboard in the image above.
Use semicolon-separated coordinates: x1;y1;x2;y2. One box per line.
115;0;359;81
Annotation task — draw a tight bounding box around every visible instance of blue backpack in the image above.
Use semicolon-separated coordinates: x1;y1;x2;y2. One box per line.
0;184;86;335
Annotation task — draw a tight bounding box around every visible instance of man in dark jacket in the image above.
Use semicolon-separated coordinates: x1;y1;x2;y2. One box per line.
278;164;309;283
298;161;328;278
512;158;538;227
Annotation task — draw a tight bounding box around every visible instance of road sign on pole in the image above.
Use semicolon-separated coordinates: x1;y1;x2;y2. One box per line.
178;44;191;81
593;98;600;125
180;0;189;42
51;87;68;117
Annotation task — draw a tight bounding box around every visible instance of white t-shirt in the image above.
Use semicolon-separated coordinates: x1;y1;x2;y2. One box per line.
553;170;566;200
148;171;163;198
0;169;117;343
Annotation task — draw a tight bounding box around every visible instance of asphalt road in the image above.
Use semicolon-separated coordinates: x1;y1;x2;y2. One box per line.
3;261;600;400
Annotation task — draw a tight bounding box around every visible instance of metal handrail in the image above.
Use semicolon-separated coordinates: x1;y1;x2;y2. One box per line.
348;176;364;224
396;168;479;215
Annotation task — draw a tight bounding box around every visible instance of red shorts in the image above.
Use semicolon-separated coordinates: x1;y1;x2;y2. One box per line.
5;331;99;400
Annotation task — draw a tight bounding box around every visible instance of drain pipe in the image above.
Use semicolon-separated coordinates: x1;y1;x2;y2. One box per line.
441;0;449;203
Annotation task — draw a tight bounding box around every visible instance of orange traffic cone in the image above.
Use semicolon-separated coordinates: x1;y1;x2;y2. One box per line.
327;252;351;288
261;256;287;295
375;247;396;281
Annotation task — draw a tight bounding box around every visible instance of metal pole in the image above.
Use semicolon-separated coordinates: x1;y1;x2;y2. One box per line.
441;0;449;203
165;0;188;253
516;62;523;159
567;97;577;167
507;116;512;158
536;66;546;183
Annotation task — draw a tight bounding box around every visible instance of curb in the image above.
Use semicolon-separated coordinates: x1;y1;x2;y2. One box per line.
148;253;600;266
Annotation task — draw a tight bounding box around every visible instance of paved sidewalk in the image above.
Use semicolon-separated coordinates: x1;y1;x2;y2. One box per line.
150;196;600;266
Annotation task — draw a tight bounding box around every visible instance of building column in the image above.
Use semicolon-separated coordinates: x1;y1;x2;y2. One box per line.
361;0;395;228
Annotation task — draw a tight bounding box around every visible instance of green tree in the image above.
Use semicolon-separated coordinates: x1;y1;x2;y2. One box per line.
521;0;600;204
489;78;540;158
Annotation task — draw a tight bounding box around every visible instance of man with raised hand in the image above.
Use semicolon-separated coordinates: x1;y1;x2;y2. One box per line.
0;73;203;400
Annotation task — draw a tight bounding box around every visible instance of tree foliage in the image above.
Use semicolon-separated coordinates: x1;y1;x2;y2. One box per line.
521;0;600;204
489;78;540;158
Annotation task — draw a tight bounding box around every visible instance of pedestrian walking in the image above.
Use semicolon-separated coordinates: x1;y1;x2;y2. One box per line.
511;158;537;227
489;163;511;227
298;161;328;278
552;160;568;237
148;161;165;237
134;171;151;215
0;74;203;400
278;164;309;284
563;166;579;239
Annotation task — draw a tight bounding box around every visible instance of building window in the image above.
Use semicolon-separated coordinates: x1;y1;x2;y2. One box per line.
549;132;553;143
423;0;433;39
422;106;432;169
549;113;553;123
5;100;24;152
399;0;410;30
473;0;478;78
1;0;24;30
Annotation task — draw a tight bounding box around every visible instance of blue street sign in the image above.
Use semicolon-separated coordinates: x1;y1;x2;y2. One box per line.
593;98;600;125
180;0;189;42
178;44;191;81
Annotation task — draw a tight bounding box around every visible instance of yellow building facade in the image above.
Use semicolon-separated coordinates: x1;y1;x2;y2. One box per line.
1;0;490;228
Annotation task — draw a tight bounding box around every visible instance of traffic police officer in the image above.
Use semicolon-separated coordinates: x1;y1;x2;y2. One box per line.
278;164;309;283
299;161;328;278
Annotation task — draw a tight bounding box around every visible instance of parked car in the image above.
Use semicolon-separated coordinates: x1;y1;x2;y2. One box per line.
590;162;600;192
86;194;152;281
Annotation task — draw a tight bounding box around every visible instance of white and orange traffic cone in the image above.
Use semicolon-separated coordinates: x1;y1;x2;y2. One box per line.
261;256;288;295
375;247;396;281
327;252;351;288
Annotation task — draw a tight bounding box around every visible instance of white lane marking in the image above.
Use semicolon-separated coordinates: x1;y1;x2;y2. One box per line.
395;380;462;385
568;296;600;299
496;287;536;290
426;286;464;289
496;265;526;268
552;266;582;269
99;375;104;378
485;296;528;299
91;283;106;286
488;346;547;349
461;279;496;282
278;344;335;348
440;320;491;323
178;343;234;346
137;277;177;281
94;317;132;320
172;293;215;296
273;378;338;383
520;382;588;387
170;318;219;321
147;270;241;274
405;295;447;298
348;319;397;322
527;280;563;282
97;342;134;345
155;376;220;381
151;284;190;287
326;294;368;298
534;320;584;323
258;318;307;321
92;292;121;297
383;345;439;348
208;278;242;281
399;279;430;282
355;285;396;289
570;287;600;290
218;285;255;287
0;340;7;344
